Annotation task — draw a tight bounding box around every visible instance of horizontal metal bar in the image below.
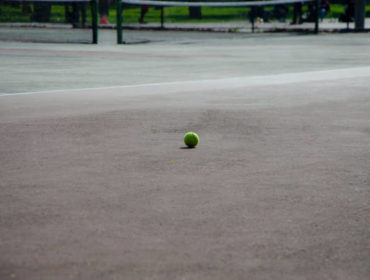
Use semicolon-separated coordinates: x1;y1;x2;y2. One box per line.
121;0;314;7
2;0;92;3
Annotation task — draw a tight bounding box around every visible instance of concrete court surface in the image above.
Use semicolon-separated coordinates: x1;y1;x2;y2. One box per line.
0;32;370;280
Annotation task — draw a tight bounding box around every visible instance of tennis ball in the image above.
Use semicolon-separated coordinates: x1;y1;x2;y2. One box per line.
184;132;199;148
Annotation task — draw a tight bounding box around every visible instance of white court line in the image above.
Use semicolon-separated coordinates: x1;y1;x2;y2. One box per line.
1;66;370;97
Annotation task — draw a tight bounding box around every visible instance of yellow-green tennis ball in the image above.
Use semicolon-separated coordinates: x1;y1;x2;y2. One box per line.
184;132;199;148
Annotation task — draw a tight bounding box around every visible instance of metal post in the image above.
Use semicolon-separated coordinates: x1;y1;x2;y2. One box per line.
251;7;255;33
346;0;350;30
160;6;164;29
92;0;98;44
355;0;366;30
314;0;321;34
117;0;123;44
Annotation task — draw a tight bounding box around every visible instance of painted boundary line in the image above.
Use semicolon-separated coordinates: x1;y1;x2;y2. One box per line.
1;67;370;97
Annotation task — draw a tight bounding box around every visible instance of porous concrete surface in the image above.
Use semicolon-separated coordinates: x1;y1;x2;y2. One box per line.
0;33;369;280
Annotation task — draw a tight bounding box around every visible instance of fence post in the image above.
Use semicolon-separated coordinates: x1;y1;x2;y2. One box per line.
315;0;321;34
92;0;98;43
355;0;366;30
117;0;123;44
160;6;164;29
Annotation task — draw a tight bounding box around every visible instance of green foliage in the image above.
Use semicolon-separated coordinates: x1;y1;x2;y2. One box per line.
0;3;93;23
121;6;251;23
106;4;370;24
1;2;369;24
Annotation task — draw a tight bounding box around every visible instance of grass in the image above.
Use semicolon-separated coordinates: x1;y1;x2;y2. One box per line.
120;6;251;23
112;4;370;24
0;3;93;24
1;2;369;24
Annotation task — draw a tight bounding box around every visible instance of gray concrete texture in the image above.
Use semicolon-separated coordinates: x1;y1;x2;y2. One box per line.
0;32;370;280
